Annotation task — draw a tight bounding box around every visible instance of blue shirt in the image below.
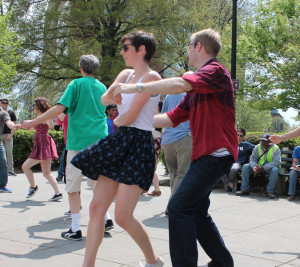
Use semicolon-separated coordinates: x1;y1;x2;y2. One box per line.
107;118;114;135
292;146;300;165
161;93;191;145
237;142;255;165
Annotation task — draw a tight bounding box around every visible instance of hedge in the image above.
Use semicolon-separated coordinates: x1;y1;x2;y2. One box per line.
11;130;300;173
13;129;64;171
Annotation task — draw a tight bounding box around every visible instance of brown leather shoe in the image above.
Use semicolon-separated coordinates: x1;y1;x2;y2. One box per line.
147;190;161;196
235;190;250;196
287;195;295;201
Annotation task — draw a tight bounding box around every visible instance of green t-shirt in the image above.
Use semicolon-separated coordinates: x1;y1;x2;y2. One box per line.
58;77;108;151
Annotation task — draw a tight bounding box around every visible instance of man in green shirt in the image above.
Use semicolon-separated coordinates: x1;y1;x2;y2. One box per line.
22;55;108;240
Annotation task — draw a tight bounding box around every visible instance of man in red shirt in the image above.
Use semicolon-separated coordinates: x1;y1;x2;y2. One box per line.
113;28;238;267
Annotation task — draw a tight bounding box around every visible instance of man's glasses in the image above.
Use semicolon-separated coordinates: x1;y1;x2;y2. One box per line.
1;102;8;104
122;43;134;52
185;42;198;52
238;134;244;137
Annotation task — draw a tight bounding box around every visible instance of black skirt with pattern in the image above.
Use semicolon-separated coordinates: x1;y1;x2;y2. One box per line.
71;126;156;191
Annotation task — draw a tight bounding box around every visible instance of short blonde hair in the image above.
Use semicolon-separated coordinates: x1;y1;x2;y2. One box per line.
191;28;222;57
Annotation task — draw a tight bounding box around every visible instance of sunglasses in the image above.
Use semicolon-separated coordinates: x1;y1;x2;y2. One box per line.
31;104;37;111
122;43;134;52
238;134;244;137
1;102;8;104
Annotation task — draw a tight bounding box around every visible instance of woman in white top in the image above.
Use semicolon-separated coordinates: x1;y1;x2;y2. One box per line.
72;31;164;267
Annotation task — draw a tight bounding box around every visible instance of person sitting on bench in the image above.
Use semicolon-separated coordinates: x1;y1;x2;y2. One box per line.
236;133;281;199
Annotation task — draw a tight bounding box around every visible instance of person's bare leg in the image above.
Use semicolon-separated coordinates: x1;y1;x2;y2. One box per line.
152;172;160;191
22;158;41;187
69;192;81;213
41;159;60;194
82;176;119;267
115;184;158;264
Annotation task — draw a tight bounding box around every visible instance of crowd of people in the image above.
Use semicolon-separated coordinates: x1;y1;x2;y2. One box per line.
0;28;299;267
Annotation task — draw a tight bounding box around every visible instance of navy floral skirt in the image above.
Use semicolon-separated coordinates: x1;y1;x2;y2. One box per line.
71;126;156;191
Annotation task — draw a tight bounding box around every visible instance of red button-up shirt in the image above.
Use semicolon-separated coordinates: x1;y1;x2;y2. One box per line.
167;59;238;162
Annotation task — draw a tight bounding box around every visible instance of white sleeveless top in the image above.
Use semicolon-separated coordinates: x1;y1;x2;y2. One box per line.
117;70;160;131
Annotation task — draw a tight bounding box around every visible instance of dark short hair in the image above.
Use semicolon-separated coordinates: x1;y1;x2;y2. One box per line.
105;104;117;116
34;97;51;113
79;55;100;74
237;128;246;136
121;31;156;63
106;104;117;110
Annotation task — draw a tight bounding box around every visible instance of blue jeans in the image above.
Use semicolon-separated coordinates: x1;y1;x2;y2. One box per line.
58;147;66;177
168;155;234;267
288;170;300;195
241;164;279;193
0;144;8;188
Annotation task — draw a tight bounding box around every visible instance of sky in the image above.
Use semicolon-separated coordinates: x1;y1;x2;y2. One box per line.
279;108;299;127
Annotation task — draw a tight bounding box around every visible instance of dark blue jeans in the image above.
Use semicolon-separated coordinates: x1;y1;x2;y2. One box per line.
0;143;8;188
168;155;234;267
58;147;66;177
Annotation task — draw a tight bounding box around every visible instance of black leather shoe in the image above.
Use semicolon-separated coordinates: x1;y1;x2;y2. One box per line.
267;192;276;199
235;190;250;196
56;175;63;181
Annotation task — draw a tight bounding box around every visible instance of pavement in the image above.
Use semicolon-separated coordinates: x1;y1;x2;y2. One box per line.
0;162;300;267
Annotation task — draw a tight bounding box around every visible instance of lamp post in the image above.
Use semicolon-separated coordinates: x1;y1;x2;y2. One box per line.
232;0;239;91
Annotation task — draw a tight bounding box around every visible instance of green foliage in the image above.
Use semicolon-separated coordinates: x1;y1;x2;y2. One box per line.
5;0;248;102
13;129;64;171
159;148;169;175
237;0;300;111
236;100;272;132
245;131;300;150
0;12;22;92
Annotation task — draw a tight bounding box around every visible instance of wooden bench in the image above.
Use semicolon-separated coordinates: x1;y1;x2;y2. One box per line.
277;148;293;194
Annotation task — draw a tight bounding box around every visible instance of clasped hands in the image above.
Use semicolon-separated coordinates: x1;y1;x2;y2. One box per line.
107;83;136;105
253;165;264;173
12;124;22;131
21;120;35;130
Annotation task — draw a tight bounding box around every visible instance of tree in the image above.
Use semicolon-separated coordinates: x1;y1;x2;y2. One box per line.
0;11;22;92
4;0;249;103
236;100;272;132
8;0;184;101
237;0;300;111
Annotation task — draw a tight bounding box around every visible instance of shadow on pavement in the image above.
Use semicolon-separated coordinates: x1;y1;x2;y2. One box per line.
2;200;47;213
142;212;168;229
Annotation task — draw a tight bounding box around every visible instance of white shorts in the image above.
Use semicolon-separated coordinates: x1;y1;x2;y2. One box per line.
65;150;82;193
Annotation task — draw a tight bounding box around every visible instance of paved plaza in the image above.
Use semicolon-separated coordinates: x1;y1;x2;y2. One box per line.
0;162;300;267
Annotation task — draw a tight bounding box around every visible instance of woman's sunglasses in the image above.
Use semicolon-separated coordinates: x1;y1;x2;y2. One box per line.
30;104;37;112
122;43;134;52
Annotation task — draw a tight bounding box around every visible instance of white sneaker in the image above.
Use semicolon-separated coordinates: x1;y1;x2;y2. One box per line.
140;256;164;267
